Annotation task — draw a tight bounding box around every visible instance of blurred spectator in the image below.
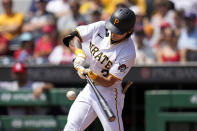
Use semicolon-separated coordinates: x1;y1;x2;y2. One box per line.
28;0;53;18
49;32;74;65
33;24;57;62
0;62;53;115
90;10;102;23
130;5;154;40
156;22;180;63
178;11;197;62
130;5;143;27
0;0;24;43
46;0;70;19
173;9;184;40
116;2;127;9
100;0;128;19
132;0;146;16
79;0;103;21
14;32;34;62
143;23;154;40
80;0;128;20
150;1;175;46
57;0;88;33
155;22;171;47
134;26;156;64
22;0;56;43
0;34;9;56
169;0;197;14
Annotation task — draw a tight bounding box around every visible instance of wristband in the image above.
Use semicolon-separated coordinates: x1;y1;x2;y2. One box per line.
88;71;97;80
74;49;86;58
76;66;85;74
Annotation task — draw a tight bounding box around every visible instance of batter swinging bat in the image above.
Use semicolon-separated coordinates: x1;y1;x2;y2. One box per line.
85;75;116;122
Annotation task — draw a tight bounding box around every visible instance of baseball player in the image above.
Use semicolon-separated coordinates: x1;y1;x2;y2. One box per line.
63;7;136;131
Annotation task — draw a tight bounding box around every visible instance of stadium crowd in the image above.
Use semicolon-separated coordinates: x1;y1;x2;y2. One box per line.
0;0;197;130
0;0;197;65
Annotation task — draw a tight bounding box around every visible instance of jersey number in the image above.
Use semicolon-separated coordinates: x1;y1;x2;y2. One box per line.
101;69;109;77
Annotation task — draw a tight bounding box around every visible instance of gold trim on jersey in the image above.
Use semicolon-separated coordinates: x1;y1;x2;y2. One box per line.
75;29;83;42
110;35;112;45
109;73;121;80
114;88;121;131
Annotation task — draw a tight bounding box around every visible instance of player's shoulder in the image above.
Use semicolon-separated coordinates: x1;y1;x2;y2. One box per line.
119;37;136;58
77;21;105;32
91;21;105;26
89;21;106;29
123;37;136;53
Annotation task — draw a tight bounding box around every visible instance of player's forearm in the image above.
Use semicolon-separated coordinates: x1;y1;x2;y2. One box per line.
63;31;82;50
42;83;53;90
94;74;117;87
69;36;82;52
63;31;116;87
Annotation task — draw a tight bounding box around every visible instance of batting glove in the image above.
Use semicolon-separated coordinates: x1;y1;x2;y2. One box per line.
76;66;86;79
74;49;86;58
73;49;86;70
77;66;97;80
73;56;86;70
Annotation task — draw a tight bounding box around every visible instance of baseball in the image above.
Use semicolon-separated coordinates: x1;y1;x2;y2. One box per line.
66;90;76;101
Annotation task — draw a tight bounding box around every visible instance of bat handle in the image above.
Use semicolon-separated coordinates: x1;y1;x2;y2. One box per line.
109;116;116;122
85;75;94;87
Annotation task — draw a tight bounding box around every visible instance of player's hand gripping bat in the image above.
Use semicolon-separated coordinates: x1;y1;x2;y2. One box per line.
85;75;116;122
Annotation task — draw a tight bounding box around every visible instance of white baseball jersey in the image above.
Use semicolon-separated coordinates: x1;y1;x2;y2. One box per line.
64;21;136;131
77;21;136;87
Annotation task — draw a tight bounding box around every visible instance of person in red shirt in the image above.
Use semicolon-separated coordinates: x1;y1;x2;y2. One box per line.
0;34;9;56
33;24;57;62
156;22;180;63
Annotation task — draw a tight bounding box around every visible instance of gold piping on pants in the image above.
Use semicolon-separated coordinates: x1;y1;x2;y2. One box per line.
114;88;121;131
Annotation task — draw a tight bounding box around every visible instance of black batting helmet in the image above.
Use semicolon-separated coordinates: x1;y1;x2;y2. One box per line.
106;7;136;35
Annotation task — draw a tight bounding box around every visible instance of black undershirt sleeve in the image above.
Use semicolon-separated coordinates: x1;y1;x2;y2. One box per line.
62;31;79;47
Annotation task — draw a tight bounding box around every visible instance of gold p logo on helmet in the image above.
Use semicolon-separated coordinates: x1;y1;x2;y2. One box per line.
114;19;119;24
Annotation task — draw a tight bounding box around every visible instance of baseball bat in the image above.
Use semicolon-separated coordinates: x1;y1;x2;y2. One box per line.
85;75;116;122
